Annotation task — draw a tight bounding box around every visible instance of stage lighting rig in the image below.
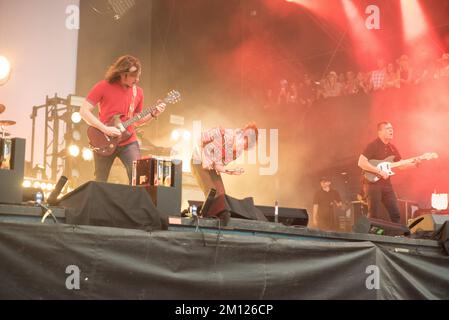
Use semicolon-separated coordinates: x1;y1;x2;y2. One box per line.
0;56;11;85
108;0;135;20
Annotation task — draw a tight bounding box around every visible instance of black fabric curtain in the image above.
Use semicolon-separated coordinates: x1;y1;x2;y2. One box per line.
59;181;168;231
1;221;448;299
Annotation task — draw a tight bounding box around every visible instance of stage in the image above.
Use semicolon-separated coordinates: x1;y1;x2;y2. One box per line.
1;203;448;300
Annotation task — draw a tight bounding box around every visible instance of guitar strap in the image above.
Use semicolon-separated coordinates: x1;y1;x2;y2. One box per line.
127;84;137;119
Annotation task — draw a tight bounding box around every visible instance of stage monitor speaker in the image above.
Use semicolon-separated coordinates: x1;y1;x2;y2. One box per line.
203;194;268;222
0;138;25;204
407;213;449;234
352;216;410;236
58;181;168;231
256;205;308;227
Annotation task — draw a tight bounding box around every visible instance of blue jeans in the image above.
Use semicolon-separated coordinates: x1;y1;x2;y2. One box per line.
94;141;141;185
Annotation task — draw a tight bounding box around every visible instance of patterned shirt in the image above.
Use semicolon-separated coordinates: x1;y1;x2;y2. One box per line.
370;69;386;90
192;127;245;170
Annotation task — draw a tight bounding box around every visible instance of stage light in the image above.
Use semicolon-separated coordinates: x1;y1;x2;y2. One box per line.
432;193;448;210
182;130;191;141
72;129;81;141
342;0;383;68
33;181;41;189
82;147;94;161
108;0;136;20
71;112;82;124
22;180;32;188
40;182;47;190
71;168;80;178
171;129;180;141
0;56;11;85
400;0;429;42
68;145;80;157
399;0;441;59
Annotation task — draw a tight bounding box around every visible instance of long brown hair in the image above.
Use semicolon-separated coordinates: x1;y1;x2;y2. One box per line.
105;55;141;83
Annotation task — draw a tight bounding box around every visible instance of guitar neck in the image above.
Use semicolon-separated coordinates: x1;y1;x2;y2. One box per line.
390;156;420;168
122;103;161;129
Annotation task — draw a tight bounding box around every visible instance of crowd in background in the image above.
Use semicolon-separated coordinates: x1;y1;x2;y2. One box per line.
264;52;449;109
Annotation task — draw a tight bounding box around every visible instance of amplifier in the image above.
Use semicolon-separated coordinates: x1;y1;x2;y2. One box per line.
0;138;25;204
255;205;309;227
408;212;449;233
132;157;182;215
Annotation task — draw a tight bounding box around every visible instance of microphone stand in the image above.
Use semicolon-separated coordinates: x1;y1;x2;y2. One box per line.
36;202;59;224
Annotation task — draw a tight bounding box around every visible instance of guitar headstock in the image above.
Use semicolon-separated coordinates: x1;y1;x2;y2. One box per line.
420;152;439;160
164;90;181;104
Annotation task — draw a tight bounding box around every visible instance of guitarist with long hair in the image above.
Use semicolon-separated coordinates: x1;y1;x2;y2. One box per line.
357;122;421;223
80;55;166;184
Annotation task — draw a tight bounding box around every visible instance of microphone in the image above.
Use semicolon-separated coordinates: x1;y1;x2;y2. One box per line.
408;217;424;230
47;176;68;206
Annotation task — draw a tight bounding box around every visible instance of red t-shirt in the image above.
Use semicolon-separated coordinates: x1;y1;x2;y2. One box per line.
86;80;144;146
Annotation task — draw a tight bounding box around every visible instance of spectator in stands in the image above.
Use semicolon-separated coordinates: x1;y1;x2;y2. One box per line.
316;76;327;100
414;52;435;85
355;72;369;94
323;71;343;98
299;74;316;108
437;53;449;78
262;51;449;110
287;82;299;105
344;71;358;95
369;58;386;91
263;88;274;109
338;73;346;87
384;63;400;89
397;54;413;86
277;79;289;105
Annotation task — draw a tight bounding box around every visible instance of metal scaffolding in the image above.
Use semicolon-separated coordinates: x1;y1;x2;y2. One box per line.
30;94;83;182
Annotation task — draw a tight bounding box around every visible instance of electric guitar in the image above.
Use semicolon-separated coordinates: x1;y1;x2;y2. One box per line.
364;152;438;183
87;90;181;156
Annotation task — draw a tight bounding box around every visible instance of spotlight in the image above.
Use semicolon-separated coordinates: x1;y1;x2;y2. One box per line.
68;145;80;157
71;168;80;178
33;181;41;189
171;129;180;141
82;147;94;161
22;180;32;188
108;0;136;20
71;112;82;124
0;56;11;85
72;129;81;141
182;130;191;141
